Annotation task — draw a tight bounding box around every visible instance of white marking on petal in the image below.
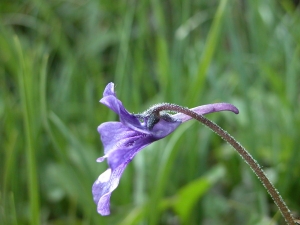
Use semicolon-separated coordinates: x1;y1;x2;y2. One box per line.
97;169;112;183
96;156;107;162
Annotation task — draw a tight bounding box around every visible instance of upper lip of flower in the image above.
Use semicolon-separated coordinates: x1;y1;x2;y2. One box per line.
92;82;239;216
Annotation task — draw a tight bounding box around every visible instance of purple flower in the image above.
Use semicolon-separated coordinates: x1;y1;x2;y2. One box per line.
92;82;239;216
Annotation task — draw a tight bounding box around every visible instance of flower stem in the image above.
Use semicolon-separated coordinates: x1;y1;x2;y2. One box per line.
153;103;296;225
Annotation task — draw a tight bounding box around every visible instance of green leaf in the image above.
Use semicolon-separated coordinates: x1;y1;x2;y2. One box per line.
171;165;226;223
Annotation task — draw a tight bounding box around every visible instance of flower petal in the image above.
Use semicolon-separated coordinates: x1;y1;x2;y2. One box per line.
172;103;239;122
102;82;116;97
151;118;181;139
98;122;155;170
92;164;127;216
98;122;137;155
100;83;149;133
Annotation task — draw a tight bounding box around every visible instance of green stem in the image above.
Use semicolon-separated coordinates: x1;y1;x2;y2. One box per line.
153;103;296;225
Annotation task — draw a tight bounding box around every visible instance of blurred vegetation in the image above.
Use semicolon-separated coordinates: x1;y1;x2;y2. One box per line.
1;0;300;224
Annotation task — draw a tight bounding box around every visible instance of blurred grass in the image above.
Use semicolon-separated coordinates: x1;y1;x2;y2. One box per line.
1;0;300;224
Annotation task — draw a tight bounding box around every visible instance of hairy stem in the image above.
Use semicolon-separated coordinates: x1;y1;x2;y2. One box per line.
153;103;296;225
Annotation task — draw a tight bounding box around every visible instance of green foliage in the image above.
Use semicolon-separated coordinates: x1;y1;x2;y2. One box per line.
1;0;300;224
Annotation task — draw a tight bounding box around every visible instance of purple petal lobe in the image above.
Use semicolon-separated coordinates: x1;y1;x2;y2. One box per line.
172;103;239;122
100;83;148;133
98;122;155;170
102;82;116;97
92;164;127;216
151;118;181;139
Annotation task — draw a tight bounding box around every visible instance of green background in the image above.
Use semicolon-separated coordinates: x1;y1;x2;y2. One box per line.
1;0;300;224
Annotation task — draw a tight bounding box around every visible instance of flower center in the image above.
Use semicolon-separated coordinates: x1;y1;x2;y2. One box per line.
135;110;179;131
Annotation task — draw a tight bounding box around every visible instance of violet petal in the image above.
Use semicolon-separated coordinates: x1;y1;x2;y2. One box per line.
172;103;239;122
92;164;127;216
98;122;155;170
99;83;151;133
